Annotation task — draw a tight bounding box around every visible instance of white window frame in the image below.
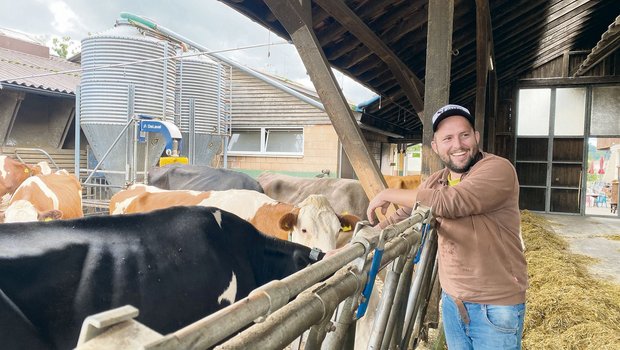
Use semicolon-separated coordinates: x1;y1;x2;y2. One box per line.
228;127;304;157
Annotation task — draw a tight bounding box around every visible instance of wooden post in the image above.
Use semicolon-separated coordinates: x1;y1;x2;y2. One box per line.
263;0;388;199
475;0;491;147
422;0;454;178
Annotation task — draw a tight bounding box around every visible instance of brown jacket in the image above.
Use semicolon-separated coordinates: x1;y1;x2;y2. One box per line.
384;152;527;305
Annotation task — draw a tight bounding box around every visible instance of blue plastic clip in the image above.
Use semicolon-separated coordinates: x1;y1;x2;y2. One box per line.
413;223;430;264
356;246;384;319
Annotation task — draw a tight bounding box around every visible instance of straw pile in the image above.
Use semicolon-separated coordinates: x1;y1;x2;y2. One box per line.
521;210;620;349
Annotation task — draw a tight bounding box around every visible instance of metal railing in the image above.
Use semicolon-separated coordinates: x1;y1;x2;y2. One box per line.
75;205;438;350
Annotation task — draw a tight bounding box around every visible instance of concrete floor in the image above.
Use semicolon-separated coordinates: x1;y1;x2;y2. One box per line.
541;213;620;284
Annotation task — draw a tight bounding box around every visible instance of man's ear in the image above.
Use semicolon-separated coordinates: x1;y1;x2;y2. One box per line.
475;130;480;144
431;140;438;154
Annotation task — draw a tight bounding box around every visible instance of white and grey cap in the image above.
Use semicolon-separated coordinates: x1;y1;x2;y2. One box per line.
431;104;475;132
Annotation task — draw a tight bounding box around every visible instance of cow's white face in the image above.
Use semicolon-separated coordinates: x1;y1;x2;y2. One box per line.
4;200;39;223
291;205;340;252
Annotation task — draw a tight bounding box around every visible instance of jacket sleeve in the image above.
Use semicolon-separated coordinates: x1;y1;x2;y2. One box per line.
415;157;518;219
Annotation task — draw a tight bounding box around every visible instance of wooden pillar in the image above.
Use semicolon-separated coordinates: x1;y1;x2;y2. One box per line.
263;0;387;199
422;0;455;177
475;0;491;146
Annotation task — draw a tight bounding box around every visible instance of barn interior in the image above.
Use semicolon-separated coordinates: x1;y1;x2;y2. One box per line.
218;0;620;216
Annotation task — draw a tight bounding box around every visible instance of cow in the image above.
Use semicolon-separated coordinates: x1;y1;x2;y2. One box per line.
258;172;370;220
258;173;423;245
110;185;358;252
148;164;264;193
0;206;323;350
0;170;83;223
0;156;38;200
384;174;422;190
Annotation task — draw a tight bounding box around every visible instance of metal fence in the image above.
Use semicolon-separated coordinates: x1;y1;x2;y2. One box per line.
76;205;438;350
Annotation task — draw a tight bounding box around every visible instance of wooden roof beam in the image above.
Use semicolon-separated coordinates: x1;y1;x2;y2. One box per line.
314;0;425;115
263;0;388;201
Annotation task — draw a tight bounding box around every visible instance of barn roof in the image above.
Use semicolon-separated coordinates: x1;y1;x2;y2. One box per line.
0;46;80;96
219;0;620;141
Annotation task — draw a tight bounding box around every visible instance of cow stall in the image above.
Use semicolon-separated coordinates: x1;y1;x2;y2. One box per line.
75;205;437;349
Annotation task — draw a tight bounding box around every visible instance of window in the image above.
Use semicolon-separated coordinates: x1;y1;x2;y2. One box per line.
517;88;551;136
228;127;304;156
228;130;260;152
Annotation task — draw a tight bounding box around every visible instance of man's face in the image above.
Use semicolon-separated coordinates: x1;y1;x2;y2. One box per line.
431;115;480;174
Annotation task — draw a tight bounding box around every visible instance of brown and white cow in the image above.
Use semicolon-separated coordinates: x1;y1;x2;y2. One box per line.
110;185;359;252
0;170;83;223
0;156;38;199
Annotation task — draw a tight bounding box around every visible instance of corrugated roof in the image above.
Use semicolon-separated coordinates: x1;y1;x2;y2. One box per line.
0;47;80;94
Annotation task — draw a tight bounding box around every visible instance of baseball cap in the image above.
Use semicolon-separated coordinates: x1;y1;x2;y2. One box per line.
431;104;475;132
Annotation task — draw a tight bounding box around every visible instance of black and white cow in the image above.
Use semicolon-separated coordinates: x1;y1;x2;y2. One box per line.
0;206;321;350
148;164;264;193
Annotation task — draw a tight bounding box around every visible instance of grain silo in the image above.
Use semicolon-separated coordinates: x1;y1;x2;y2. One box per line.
79;20;176;188
175;51;230;165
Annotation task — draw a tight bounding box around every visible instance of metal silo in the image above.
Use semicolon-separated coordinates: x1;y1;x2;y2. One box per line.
80;20;176;188
175;51;230;165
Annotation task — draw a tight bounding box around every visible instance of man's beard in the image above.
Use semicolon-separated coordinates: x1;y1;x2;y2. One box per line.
440;147;479;174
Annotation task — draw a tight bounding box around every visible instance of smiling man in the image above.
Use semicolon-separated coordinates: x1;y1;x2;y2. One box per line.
367;104;528;350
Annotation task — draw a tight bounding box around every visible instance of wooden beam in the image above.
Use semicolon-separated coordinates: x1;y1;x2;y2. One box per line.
314;0;425;115
263;0;388;200
422;0;454;177
475;0;490;146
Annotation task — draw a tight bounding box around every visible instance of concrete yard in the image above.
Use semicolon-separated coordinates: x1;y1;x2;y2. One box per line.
541;213;620;284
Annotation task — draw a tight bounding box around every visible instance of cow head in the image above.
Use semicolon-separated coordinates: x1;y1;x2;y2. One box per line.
0;200;63;223
278;195;360;252
0;156;37;197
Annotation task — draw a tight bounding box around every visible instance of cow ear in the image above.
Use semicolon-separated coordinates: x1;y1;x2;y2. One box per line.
279;212;297;231
38;209;63;222
338;214;360;232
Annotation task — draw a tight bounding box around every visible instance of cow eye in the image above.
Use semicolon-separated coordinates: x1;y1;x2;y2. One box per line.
302;229;307;233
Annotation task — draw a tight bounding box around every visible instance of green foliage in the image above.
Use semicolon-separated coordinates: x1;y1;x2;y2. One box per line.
51;36;74;58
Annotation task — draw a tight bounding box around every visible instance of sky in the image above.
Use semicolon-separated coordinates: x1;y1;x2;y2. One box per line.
0;0;376;104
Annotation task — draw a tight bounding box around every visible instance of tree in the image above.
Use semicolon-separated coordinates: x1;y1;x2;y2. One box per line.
51;36;74;58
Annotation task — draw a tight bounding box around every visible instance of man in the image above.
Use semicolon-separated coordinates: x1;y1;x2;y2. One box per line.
367;104;527;349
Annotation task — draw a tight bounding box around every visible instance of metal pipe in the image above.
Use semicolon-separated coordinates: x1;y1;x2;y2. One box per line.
368;260;404;349
162;42;168;119
75;85;81;177
119;12;327;112
215;268;359;349
227;222;423;350
368;231;419;349
147;240;369;350
382;247;415;350
407;255;439;350
400;231;438;349
84;118;134;184
189;98;195;164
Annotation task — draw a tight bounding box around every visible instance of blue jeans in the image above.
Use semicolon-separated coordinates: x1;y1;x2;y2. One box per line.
441;291;525;350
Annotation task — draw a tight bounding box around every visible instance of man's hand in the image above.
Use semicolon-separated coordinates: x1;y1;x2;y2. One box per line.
367;191;391;225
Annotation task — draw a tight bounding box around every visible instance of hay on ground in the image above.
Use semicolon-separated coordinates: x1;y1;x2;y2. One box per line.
521;210;620;350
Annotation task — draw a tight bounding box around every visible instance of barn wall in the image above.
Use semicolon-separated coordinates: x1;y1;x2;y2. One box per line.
0;147;86;175
497;50;619;214
229;67;330;126
226;124;339;177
